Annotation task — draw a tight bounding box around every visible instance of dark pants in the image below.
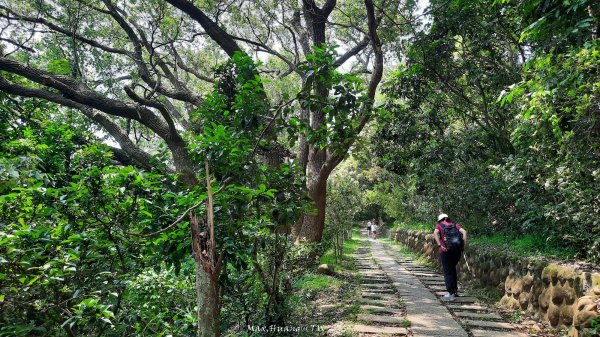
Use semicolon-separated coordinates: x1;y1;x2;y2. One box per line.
440;249;462;294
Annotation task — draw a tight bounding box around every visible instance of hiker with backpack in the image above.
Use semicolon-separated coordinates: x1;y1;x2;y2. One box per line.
433;213;467;302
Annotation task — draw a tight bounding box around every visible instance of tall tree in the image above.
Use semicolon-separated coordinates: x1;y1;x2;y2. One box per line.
0;0;386;335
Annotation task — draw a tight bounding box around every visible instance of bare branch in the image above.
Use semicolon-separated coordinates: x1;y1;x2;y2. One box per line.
333;35;370;68
171;46;215;83
232;35;296;72
165;0;243;57
0;37;36;53
0;5;130;56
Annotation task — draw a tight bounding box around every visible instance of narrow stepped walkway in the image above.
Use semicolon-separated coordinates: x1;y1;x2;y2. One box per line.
370;240;468;337
353;244;409;336
374;240;528;337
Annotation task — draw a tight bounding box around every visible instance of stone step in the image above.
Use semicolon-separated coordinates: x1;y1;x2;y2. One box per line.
352;324;408;335
360;305;403;314
440;296;477;304
460;320;515;330
361;277;389;284
418;277;445;281
421;277;445;281
360;276;388;280
361;274;387;278
359;270;385;275
361;292;399;301
358;298;401;307
454;312;503;320
470;329;527;337
356;314;407;325
362;283;394;288
411;272;440;277
364;288;397;294
446;304;489;311
361;280;389;285
359;272;386;277
426;285;447;291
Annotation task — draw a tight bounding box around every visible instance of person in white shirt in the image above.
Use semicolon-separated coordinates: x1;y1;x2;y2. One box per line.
371;219;378;239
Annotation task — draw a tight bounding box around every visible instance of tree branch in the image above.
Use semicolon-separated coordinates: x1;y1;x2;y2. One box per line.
0;5;130;56
333;35;370;68
164;0;243;57
101;0;204;106
322;0;383;174
0;76;157;170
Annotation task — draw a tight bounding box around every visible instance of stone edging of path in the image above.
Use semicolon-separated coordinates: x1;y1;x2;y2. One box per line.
376;239;529;337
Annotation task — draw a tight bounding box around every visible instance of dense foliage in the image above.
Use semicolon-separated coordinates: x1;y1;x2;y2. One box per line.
371;0;599;260
0;94;193;336
1;0;599;335
0;54;311;336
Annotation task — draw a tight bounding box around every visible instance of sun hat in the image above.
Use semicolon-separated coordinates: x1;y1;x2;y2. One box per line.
437;213;449;222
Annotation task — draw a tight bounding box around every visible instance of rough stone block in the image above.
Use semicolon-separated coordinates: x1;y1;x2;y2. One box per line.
356;314;407;324
454;311;503;320
559;304;574;326
352;324;408;335
470;329;527;337
461;319;515;329
316;263;334;275
547;305;561;327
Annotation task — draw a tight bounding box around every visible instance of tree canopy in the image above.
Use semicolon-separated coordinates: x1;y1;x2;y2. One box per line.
1;0;598;336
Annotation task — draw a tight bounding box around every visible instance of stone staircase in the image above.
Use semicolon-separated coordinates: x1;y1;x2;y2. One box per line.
353;245;410;336
383;242;529;337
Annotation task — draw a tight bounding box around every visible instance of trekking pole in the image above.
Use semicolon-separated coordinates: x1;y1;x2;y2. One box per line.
463;252;474;277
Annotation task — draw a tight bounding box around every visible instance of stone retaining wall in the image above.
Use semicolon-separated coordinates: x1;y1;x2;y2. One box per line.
389;229;600;335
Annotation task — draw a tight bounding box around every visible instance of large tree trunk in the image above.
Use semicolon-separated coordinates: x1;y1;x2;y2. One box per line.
195;263;220;337
298;176;328;243
294;1;332;244
191;161;222;337
292;0;384;245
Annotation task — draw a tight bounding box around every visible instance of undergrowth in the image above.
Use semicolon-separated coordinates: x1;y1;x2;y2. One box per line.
288;227;363;336
391;222;578;261
469;234;578;260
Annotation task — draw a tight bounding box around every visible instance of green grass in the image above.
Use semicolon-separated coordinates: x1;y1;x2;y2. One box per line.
294;273;343;290
390;221;430;232
319;229;362;272
347;303;360;315
470;234;578;260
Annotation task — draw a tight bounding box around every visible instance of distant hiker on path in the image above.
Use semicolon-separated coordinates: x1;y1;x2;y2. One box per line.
366;220;372;238
433;213;467;302
371;219;378;239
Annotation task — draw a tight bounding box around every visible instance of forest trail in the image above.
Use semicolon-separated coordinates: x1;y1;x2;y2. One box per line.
349;235;528;337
